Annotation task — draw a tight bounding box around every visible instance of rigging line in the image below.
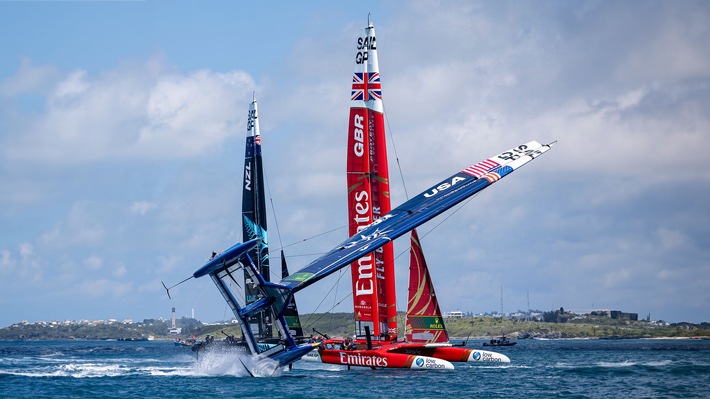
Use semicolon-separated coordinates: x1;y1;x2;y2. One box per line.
332;269;340;314
388;191;482;318
283;252;332;258
261;165;285;284
302;291;354;331
382;102;410;200
263;167;285;251
391;191;483;264
275;223;349;252
301;265;351;326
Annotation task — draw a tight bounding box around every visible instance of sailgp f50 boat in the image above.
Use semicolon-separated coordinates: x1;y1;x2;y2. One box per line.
183;139;552;372
307;19;509;369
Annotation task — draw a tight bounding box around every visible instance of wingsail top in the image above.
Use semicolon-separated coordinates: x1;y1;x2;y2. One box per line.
347;20;398;342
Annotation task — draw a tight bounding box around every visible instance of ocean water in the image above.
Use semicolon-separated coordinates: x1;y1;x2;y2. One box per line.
1;339;709;398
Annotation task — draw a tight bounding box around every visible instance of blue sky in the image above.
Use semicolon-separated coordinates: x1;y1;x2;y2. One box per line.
1;0;709;327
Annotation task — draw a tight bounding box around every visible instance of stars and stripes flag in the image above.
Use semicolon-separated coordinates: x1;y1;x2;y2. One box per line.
462;159;500;178
351;72;382;101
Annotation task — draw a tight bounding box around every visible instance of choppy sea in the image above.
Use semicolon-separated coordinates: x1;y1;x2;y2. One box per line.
1;339;708;398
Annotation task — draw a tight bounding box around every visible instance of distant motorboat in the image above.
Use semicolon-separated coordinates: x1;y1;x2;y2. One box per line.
173;338;195;347
483;336;517;347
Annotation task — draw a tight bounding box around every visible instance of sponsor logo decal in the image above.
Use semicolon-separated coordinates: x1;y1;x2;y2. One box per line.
423;176;467;198
286;272;315;282
413;357;449;369
339;352;388;368
352;113;365;157
355;35;376;65
474;351;503;362
247;108;257;131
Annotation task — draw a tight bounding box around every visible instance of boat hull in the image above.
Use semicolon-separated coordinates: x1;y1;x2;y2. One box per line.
389;344;510;363
317;348;453;370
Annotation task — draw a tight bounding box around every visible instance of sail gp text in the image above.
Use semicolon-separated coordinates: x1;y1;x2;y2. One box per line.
356;35;376;64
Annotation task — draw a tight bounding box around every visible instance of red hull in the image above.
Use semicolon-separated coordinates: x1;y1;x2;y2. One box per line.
316;340;454;369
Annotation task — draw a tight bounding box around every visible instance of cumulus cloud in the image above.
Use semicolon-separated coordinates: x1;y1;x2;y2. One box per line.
130;201;158;216
2;57;257;164
83;255;103;270
0;57;59;98
76;278;132;298
39;202;107;248
19;242;34;258
1;1;709;324
113;264;127;278
0;250;12;273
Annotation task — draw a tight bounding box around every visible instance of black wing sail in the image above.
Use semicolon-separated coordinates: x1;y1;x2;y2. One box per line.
242;98;272;338
281;250;304;338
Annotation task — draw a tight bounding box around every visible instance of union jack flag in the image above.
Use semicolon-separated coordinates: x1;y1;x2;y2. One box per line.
462;159;499;178
351;72;382;101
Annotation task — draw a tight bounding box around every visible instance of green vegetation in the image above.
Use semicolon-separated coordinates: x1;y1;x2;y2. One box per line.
2;313;709;341
440;316;710;339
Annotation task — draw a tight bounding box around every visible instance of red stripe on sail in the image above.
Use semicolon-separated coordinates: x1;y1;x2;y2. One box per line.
483;172;501;183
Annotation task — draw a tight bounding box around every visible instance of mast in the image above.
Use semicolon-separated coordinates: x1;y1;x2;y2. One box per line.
242;98;272;338
346;20;397;342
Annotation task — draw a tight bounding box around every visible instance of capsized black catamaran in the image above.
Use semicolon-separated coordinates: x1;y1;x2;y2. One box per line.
177;139;553;372
190;98;305;359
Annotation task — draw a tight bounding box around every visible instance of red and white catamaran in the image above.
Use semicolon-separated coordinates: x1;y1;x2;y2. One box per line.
307;18;517;369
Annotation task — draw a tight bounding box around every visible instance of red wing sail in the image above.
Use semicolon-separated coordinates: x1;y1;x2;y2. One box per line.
347;21;397;342
405;229;449;343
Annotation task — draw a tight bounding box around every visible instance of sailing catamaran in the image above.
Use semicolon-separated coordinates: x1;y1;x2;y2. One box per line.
346;19;397;344
190;98;304;358
308;19;509;368
165;21;554;374
182;134;552;372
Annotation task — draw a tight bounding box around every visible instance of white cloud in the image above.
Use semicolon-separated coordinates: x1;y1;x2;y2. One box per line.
2;58;257;164
0;250;12;273
113;264;127;278
39;202;107;248
1;1;709;325
76;278;132;298
83;255;103;270
0;57;59;97
19;242;34;258
130;201;158;216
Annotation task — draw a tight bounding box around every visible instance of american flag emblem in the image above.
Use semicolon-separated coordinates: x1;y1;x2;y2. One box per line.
483;172;501;183
351;72;382;101
462;159;499;178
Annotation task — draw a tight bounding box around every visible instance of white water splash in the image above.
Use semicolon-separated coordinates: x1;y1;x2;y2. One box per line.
189;351;283;377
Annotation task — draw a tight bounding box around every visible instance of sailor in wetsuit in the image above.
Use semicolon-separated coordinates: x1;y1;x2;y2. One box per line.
340;337;356;350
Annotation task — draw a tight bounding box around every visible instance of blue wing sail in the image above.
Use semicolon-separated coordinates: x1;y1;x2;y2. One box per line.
279;140;554;295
